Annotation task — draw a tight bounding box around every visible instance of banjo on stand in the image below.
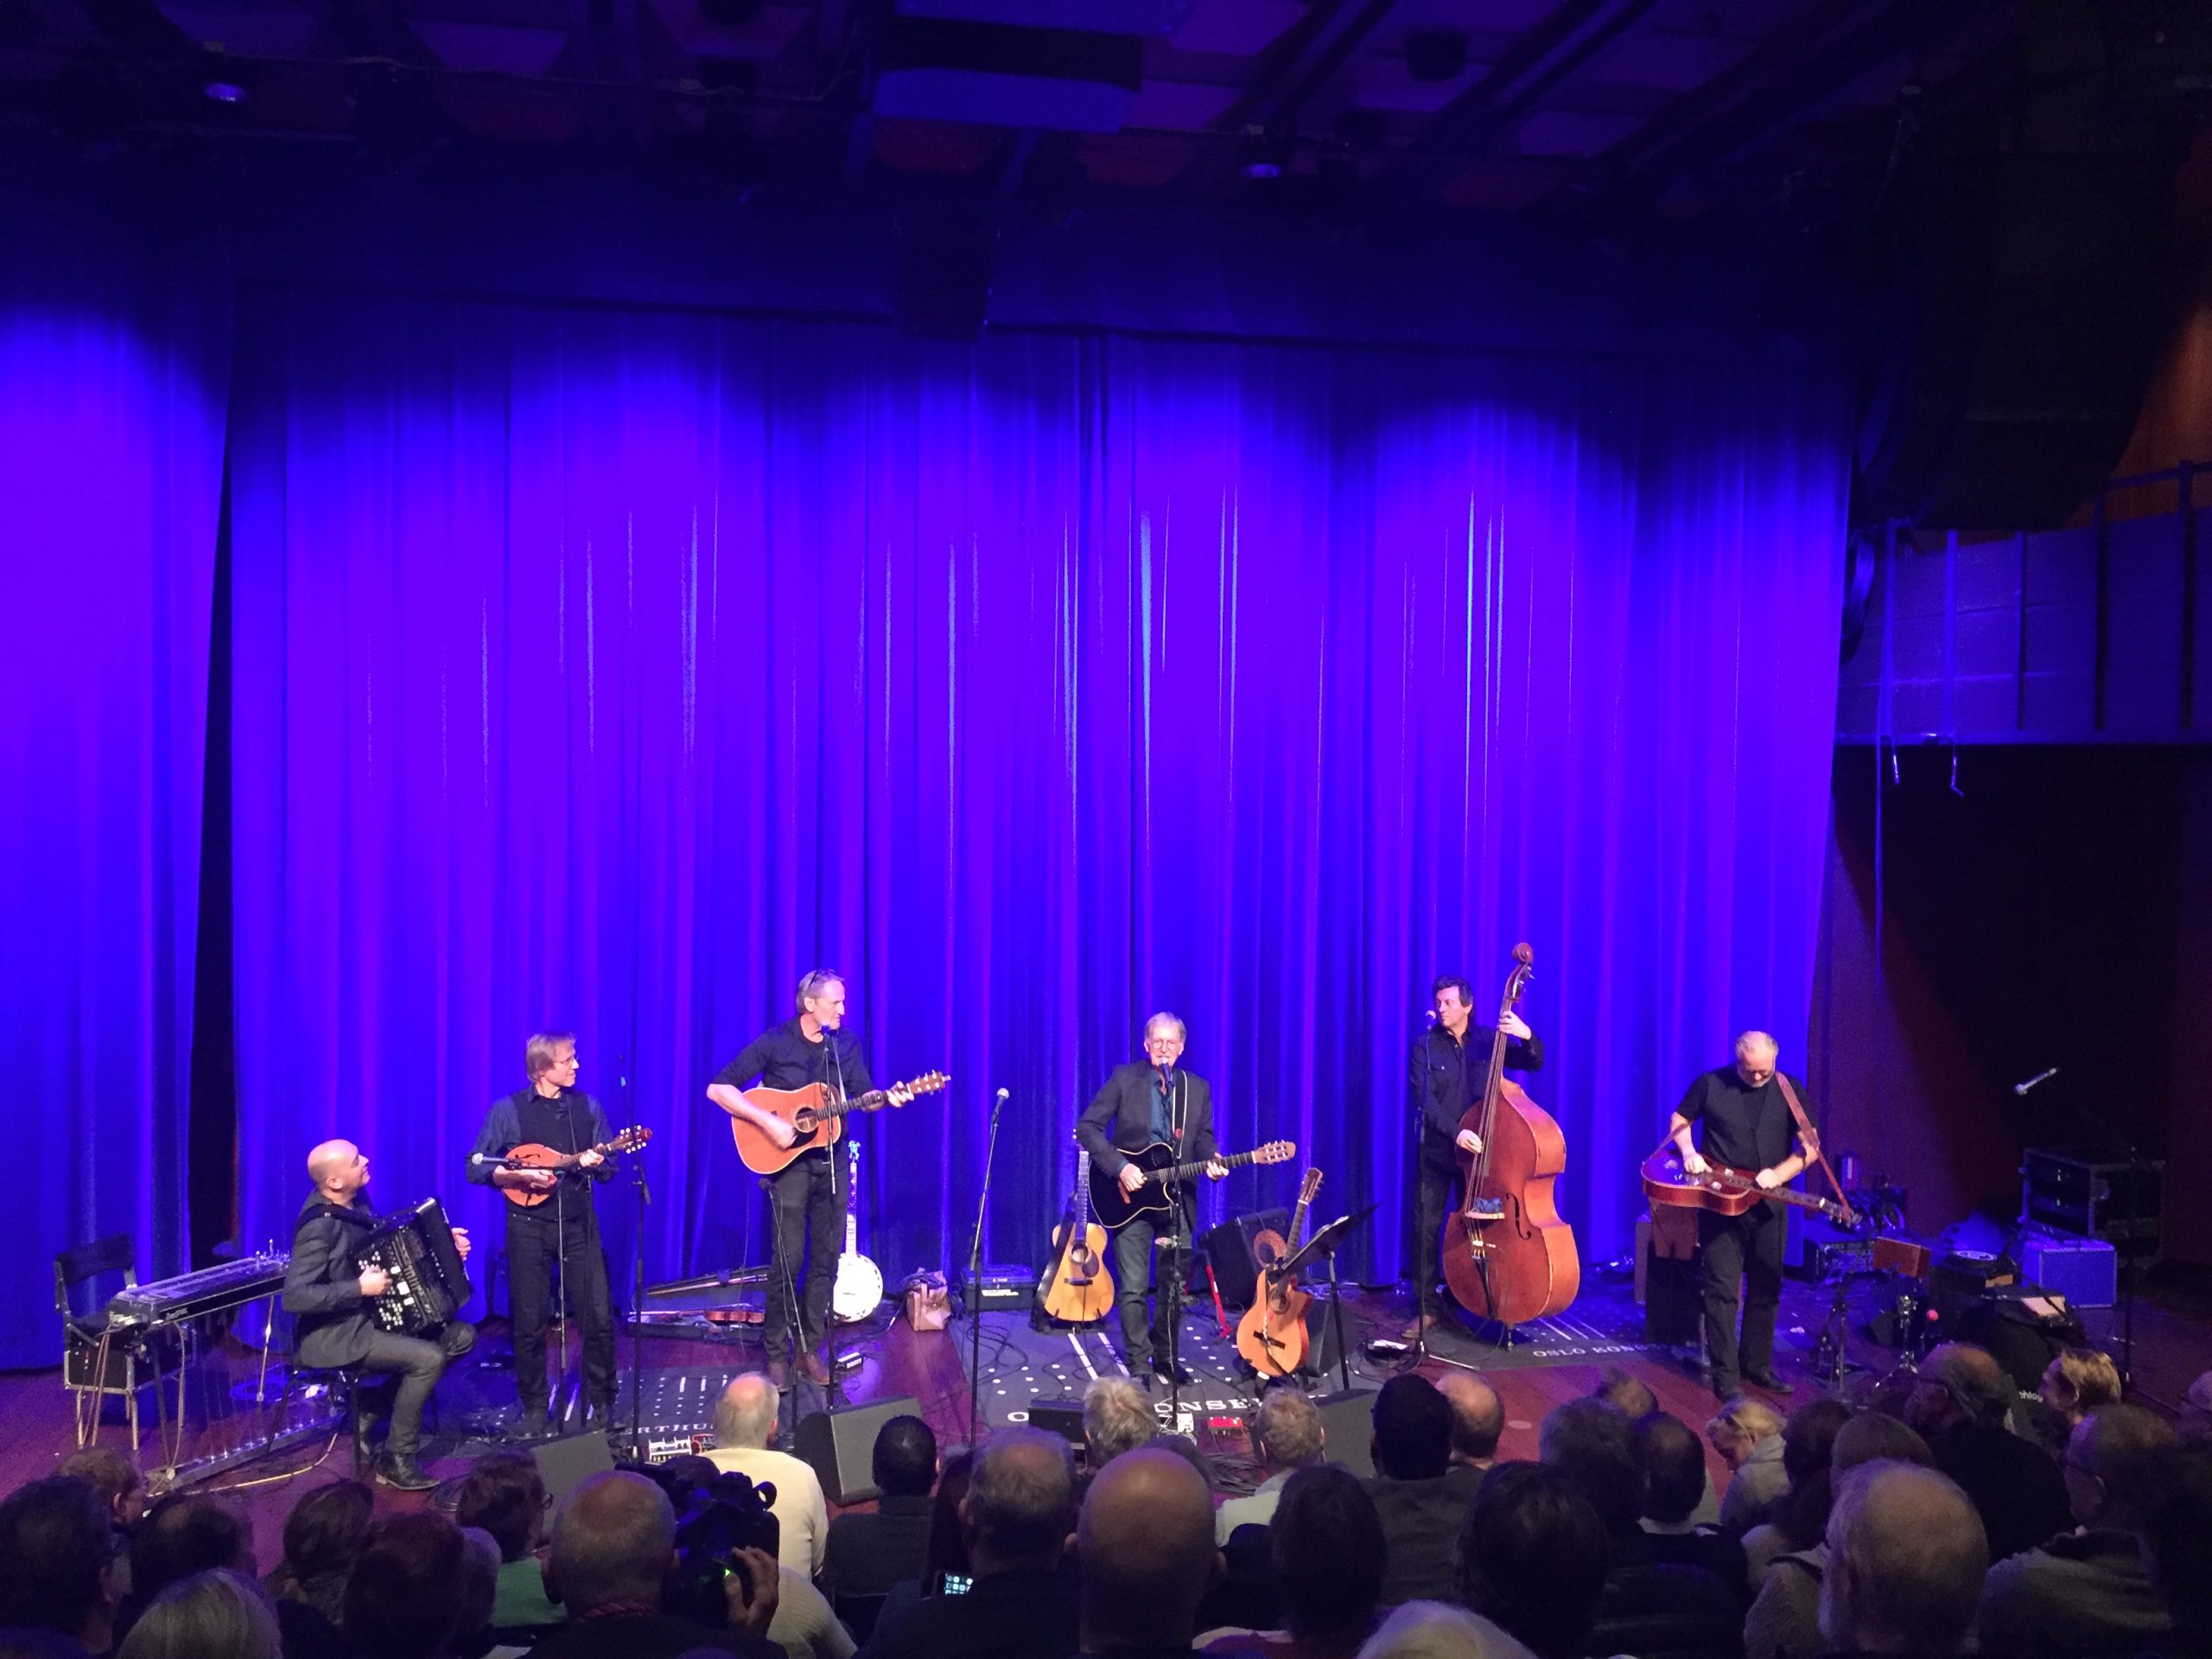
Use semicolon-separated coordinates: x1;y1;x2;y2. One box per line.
831;1138;884;1323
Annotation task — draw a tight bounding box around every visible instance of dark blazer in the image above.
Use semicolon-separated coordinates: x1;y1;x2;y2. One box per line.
1408;1023;1543;1167
281;1192;387;1369
1076;1062;1217;1179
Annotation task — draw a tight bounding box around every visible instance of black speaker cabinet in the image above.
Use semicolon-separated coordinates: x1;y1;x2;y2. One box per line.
1024;1397;1086;1445
1313;1389;1376;1479
531;1427;617;1503
1204;1208;1292;1309
794;1394;924;1504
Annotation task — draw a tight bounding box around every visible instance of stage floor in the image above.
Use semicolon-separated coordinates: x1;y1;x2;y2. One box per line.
10;1262;2205;1569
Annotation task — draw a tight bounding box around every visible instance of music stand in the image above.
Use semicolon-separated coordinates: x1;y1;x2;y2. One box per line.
1280;1204;1376;1391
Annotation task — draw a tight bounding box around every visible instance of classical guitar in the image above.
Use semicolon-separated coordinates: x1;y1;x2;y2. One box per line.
499;1126;652;1207
831;1138;884;1322
1036;1147;1115;1326
728;1071;950;1176
1089;1140;1298;1232
1642;1148;1859;1226
1237;1167;1321;1377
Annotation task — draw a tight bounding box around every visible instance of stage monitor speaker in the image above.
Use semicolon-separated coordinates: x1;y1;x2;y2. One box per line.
1951;1289;2086;1393
794;1394;923;1505
532;1427;617;1503
1205;1209;1291;1309
1313;1389;1376;1480
1024;1397;1086;1445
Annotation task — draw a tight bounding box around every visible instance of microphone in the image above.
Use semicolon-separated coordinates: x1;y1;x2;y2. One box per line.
1424;1009;1437;1026
995;1087;1010;1103
470;1153;523;1169
2012;1067;2060;1097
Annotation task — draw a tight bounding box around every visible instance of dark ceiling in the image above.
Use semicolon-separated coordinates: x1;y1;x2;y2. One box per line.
0;1;2202;232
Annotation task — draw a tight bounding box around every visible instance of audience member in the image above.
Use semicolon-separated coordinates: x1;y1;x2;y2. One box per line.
454;1453;563;1630
1083;1378;1155;1475
1433;1376;1503;1479
1217;1389;1325;1543
2179;1369;2212;1441
113;1569;280;1659
1077;1446;1220;1657
1202;1465;1384;1659
2037;1347;2120;1427
534;1471;780;1659
761;1568;852;1659
1352;1603;1534;1659
1818;1463;1986;1657
1541;1398;1739;1657
1977;1403;2177;1659
1905;1343;2070;1563
120;1495;253;1645
53;1452;144;1601
1742;1409;1936;1659
1453;1463;1605;1659
862;1429;1076;1659
1594;1367;1658;1421
1707;1397;1786;1535
1739;1399;1850;1583
1363;1377;1473;1607
344;1511;473;1659
265;1478;372;1627
2140;1436;2212;1657
823;1415;937;1614
859;1448;974;1652
1633;1413;1745;1591
704;1375;829;1578
0;1475;122;1655
454;1529;503;1658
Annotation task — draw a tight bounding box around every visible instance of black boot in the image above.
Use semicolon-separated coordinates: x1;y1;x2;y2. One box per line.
377;1452;438;1492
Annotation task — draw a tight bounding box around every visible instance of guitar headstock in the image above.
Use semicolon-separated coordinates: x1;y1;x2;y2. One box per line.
609;1126;652;1154
899;1071;950;1099
1296;1168;1323;1206
1253;1140;1297;1167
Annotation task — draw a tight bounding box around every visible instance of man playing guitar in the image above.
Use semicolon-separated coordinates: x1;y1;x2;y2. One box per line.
1076;1013;1227;1388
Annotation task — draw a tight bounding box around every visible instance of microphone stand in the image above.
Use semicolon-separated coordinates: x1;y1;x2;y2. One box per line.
967;1087;1007;1445
623;1072;652;1460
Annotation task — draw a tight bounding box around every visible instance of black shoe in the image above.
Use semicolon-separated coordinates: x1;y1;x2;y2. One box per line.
510;1410;550;1443
1151;1357;1194;1386
1745;1370;1795;1395
376;1453;439;1492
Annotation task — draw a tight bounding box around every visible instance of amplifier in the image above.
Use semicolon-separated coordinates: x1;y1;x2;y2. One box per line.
2020;1230;2118;1308
965;1266;1033;1312
2019;1147;2164;1266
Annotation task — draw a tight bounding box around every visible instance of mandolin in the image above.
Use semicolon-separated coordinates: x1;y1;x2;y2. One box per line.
1036;1148;1116;1325
1090;1140;1298;1232
727;1071;949;1175
1236;1167;1320;1377
499;1126;652;1206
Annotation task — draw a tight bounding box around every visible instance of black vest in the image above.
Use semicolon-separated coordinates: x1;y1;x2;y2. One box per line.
507;1090;599;1228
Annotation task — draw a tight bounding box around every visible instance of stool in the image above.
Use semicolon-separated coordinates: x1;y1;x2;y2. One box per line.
283;1364;378;1475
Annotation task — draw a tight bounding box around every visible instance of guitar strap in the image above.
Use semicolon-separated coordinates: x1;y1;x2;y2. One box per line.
1773;1074;1850;1208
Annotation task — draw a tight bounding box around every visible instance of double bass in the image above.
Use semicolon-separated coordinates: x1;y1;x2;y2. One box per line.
1440;944;1580;1327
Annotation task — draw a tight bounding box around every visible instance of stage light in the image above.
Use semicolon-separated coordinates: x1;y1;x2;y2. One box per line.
203;79;248;105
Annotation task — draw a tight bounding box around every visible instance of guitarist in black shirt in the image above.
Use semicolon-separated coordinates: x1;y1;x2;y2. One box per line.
1076;1014;1227;1386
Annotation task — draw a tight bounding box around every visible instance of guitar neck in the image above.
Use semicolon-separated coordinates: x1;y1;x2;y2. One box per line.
1073;1150;1092;1230
1714;1167;1849;1222
1150;1147;1262;1185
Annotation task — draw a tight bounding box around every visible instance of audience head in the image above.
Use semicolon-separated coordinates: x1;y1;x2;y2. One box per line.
1908;1343;2013;1439
2181;1369;2212;1441
1370;1375;1452;1482
2040;1346;2122;1425
1269;1465;1385;1637
277;1478;375;1584
1768;1397;1853;1543
0;1475;120;1648
1819;1462;1987;1656
454;1528;501;1643
545;1471;677;1620
871;1414;938;1501
924;1449;976;1579
2140;1438;2212;1647
2064;1403;2177;1531
1145;1433;1217;1493
1252;1385;1326;1475
1084;1376;1154;1470
1455;1462;1608;1659
1435;1374;1503;1467
655;1454;720;1511
962;1428;1077;1573
454;1452;547;1564
134;1494;252;1603
1635;1413;1707;1528
344;1511;467;1657
1538;1397;1643;1536
116;1568;281;1659
1831;1412;1933;1474
1705;1395;1783;1469
1593;1366;1657;1421
54;1447;147;1531
1355;1600;1533;1659
712;1373;779;1452
1077;1447;1219;1648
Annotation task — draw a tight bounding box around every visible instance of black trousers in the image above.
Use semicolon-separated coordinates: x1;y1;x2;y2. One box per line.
765;1149;841;1363
1109;1193;1193;1369
506;1211;617;1414
1412;1157;1459;1319
359;1321;475;1459
1699;1200;1787;1392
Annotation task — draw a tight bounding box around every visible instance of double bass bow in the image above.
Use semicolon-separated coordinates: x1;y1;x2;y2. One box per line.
1440;944;1580;1327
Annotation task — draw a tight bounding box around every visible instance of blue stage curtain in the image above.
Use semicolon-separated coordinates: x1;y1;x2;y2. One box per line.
227;289;1846;1311
0;179;228;1366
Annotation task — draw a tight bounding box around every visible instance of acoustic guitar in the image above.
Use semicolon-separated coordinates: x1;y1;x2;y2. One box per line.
1641;1148;1858;1225
728;1071;949;1175
1036;1147;1115;1325
1089;1140;1297;1232
499;1126;652;1206
1236;1166;1321;1377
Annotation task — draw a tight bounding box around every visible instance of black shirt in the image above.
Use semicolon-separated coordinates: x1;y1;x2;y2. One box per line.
1409;1023;1544;1161
823;1494;934;1601
528;1611;779;1659
1674;1067;1803;1173
467;1089;618;1222
861;1567;1077;1659
715;1020;876;1102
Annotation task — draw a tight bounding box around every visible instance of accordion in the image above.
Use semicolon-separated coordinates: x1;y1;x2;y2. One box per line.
356;1198;474;1336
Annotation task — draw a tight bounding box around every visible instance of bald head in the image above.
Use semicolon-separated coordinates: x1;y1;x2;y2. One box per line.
713;1373;779;1450
1438;1373;1505;1465
306;1140;365;1198
2068;1404;2178;1529
1078;1448;1218;1647
1821;1463;1987;1655
963;1427;1076;1570
1913;1344;2013;1435
547;1471;676;1617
